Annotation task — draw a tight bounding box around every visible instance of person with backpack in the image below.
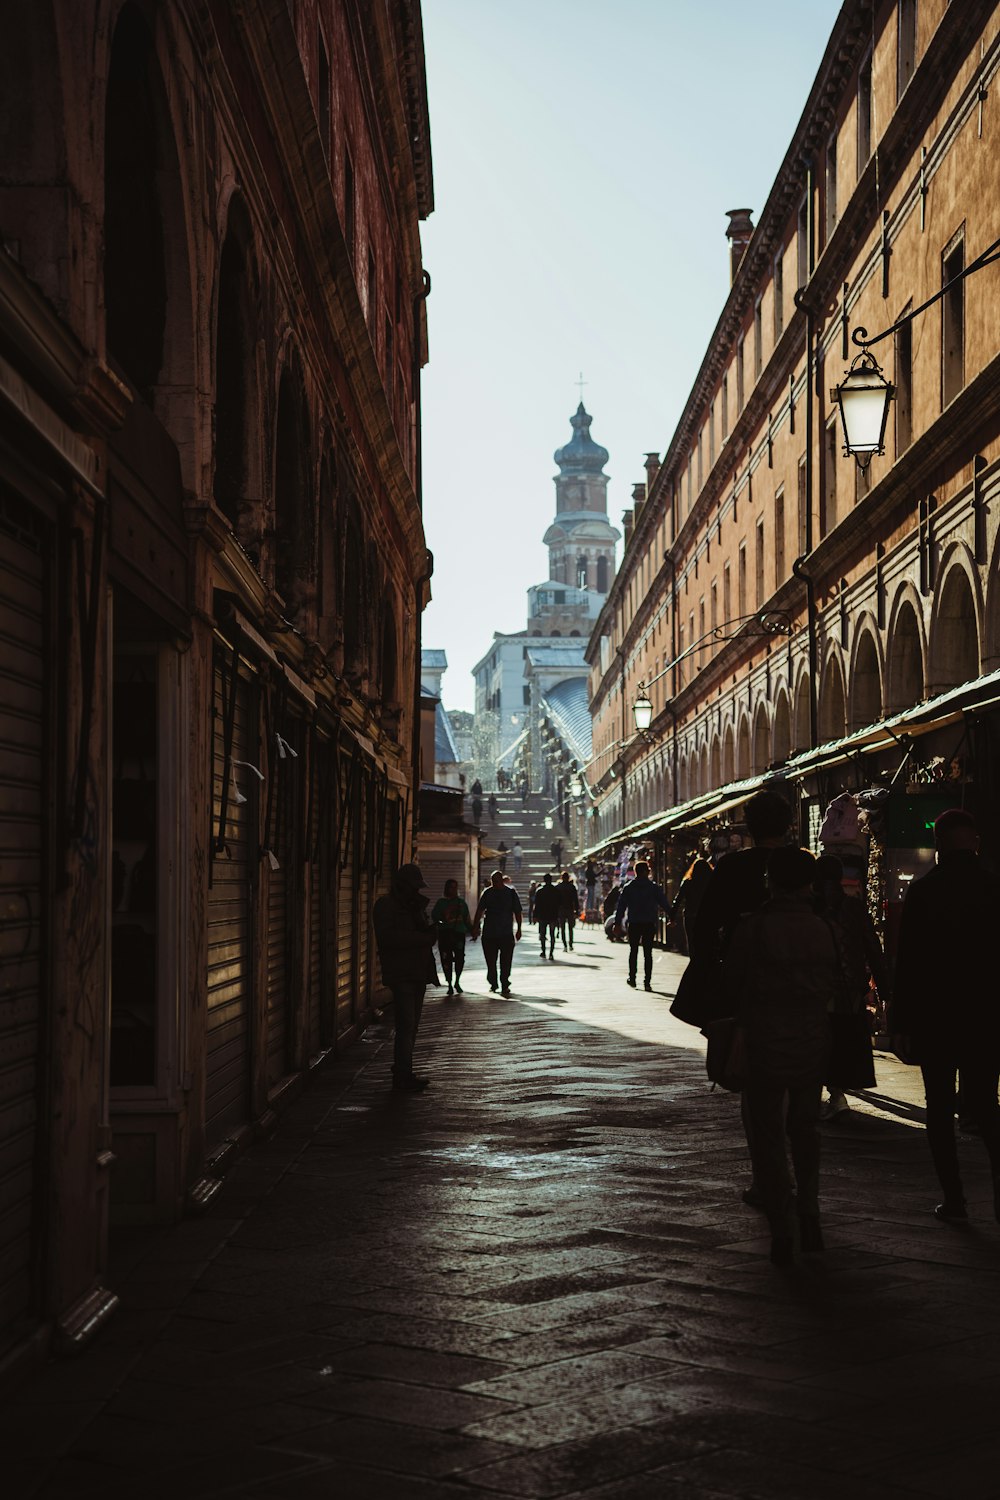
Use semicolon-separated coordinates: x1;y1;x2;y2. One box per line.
614;861;670;989
430;879;473;997
812;854;886;1117
556;870;580;951
533;872;560;959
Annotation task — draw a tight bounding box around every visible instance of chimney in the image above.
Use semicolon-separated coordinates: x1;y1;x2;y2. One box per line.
725;208;755;285
631;482;647;530
644;452;661;491
622;508;634;547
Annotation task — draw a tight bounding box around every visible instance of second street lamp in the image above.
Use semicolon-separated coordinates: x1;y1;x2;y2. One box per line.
632;690;653;734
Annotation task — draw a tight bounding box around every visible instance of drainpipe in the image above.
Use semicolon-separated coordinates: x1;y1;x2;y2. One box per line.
792;160;819;752
409;270;432;853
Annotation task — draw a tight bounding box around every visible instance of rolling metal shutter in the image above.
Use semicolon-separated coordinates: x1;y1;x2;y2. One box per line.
335;749;358;1037
0;490;47;1345
206;647;256;1144
305;731;323;1058
355;768;372;1015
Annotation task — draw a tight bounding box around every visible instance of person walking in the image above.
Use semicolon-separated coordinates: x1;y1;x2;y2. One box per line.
512;841;524;873
687;789;793;1208
372;863;439;1092
488;792;499;821
671;848;714;955
519;777;529;804
585;859;597;912
556;870;580;951
550;837;563;870
471;778;482;798
726;846;840;1265
431;879;473;997
471;794;483;826
472;870;522;996
812;854;886;1118
891;808;1000;1222
614;861;670;989
497;840;508;873
527;879;538;923
534;871;559;958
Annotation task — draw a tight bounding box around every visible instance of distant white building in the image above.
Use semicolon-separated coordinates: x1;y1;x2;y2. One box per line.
420;649;463;789
471;404;618;785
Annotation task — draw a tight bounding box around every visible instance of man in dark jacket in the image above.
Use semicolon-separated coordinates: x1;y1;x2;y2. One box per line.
614;862;670;989
891;808;1000;1222
373;863;439;1092
533;872;560;959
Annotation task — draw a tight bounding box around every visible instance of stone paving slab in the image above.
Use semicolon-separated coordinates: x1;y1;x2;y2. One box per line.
8;927;1000;1498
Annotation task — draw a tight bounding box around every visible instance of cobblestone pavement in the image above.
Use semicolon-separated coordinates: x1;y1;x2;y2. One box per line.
9;927;1000;1499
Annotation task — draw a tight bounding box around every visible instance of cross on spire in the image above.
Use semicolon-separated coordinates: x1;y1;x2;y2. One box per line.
575;371;587;402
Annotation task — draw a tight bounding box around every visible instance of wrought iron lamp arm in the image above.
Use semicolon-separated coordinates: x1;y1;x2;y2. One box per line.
852;234;1000;354
637;608;794;697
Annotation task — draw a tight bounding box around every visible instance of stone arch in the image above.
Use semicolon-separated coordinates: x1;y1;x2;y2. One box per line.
0;4;67;307
699;742;710;796
929;550;982;692
709;733;721;790
752;700;771;773
736;714;751;779
213;194;261;546
819;652;847;743
984;526;1000;670
793;673;812;751
772;688;791;763
104;3;195;423
273;354;314;618
850;623;883;730
722;723;735;784
885;589;925;712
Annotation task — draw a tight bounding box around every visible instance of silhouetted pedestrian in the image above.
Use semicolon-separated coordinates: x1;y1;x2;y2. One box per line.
372;863;438;1092
687;788;793;1209
431;879;473;997
471;795;483;825
527;880;538;922
512;841;523;873
614;861;670;989
497;840;508;872
726;846;840;1265
585;859;597;910
488;793;499;821
520;777;529;804
557;870;580;951
534;872;559;958
471;779;482;798
891;808;1000;1222
550;837;563;869
472;870;522;996
812;854;886;1117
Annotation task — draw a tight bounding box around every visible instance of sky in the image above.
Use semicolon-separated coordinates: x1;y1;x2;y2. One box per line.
419;0;843;711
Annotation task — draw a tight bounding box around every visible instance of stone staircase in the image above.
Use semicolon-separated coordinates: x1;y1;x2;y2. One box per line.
476;790;575;898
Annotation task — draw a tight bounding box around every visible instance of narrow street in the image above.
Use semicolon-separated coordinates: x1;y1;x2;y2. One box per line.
9;928;1000;1499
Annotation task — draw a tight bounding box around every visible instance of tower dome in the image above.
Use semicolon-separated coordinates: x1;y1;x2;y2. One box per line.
553;403;609;475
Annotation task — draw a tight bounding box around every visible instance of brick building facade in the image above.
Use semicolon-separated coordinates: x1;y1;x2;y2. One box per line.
586;1;1000;886
0;0;432;1372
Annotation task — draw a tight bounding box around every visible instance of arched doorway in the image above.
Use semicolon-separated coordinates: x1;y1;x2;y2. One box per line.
753;702;770;773
772;690;791;763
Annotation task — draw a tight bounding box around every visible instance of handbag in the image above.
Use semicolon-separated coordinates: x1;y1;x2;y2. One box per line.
704;1015;749;1092
670;955;726;1028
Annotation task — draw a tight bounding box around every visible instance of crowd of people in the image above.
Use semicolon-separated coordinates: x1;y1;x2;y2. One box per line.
372;785;1000;1266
